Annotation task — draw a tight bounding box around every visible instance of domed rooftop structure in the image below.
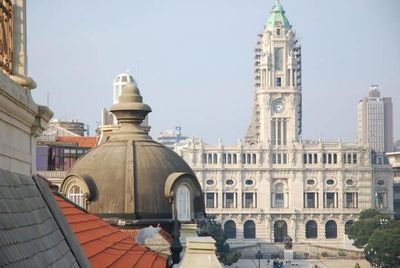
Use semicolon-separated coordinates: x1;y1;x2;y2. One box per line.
61;81;205;228
266;0;291;31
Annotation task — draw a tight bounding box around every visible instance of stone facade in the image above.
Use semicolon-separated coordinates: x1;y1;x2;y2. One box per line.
0;0;52;177
179;1;394;250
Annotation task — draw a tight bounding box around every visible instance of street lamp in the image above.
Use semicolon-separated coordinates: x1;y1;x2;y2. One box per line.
255;250;262;268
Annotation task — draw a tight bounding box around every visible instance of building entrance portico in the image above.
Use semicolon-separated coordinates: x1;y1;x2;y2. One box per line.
274;220;288;242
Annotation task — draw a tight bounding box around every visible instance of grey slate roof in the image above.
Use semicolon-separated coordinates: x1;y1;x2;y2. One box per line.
0;168;89;268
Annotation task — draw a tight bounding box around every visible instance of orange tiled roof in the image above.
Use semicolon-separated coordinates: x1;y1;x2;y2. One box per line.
57;136;98;148
54;194;167;268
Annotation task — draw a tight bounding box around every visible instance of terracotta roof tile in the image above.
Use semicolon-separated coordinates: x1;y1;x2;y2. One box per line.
56;136;98;148
53;194;167;268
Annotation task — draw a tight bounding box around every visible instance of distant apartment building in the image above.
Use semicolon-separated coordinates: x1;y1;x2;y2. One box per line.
358;85;393;153
37;120;97;186
156;126;189;150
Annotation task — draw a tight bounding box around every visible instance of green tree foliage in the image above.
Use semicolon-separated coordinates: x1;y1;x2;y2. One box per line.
364;223;400;267
208;219;241;265
359;208;382;220
347;214;388;248
348;209;400;267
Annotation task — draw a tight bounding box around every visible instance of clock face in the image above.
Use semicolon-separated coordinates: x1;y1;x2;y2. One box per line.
272;100;284;113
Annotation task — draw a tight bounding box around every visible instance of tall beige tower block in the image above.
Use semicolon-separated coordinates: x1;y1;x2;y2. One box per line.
357;85;393;153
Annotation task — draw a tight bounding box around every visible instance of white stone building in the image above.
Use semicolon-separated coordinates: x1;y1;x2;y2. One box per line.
179;1;393;251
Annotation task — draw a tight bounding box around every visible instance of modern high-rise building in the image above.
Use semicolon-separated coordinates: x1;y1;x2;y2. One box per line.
97;71;150;144
357;85;393;153
179;1;393;254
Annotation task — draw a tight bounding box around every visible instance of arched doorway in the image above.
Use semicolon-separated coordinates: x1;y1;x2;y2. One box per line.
325;220;337;239
305;220;318;239
274;220;287;242
244;220;256;239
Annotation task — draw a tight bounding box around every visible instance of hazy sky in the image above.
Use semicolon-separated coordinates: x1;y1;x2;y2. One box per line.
28;0;400;145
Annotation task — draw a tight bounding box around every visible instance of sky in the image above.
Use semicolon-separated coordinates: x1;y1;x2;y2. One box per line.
28;0;400;145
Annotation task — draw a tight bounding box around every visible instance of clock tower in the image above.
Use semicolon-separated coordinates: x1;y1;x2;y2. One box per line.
245;0;302;146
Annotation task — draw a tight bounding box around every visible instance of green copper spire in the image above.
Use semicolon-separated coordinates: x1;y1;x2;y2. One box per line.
266;0;291;31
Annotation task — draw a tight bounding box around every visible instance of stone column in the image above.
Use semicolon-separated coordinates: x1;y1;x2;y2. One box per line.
10;0;36;89
180;223;198;252
179;237;222;268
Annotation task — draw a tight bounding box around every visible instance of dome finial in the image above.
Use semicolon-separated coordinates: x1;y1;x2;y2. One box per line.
110;82;152;138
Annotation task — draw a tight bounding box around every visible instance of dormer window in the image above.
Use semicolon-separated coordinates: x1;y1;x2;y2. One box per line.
277;28;281;36
176;184;191;221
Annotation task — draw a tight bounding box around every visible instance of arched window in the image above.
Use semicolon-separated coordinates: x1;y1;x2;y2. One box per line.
325;220;337;239
176;184;191;221
224;220;236;239
305;220;318;239
345;220;354;235
244;220;256;239
67;185;85;208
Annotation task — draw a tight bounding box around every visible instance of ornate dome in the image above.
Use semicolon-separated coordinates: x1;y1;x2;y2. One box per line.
266;1;291;31
61;82;204;225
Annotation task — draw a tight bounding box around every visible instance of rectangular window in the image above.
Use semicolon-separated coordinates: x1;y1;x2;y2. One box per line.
282;120;287;145
271;119;277;145
243;193;256;208
274;47;283;71
324;192;337;208
277;120;282;145
282;154;287;164
304;192;318;208
276;77;282;87
313;153;318;164
224;193;236;208
353;154;357;164
344;192;358;208
273;193;284;208
205;193;216;208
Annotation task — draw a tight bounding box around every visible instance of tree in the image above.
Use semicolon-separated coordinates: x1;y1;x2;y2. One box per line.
347;209;400;267
364;223;400;267
208;219;241;265
347;214;388;248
